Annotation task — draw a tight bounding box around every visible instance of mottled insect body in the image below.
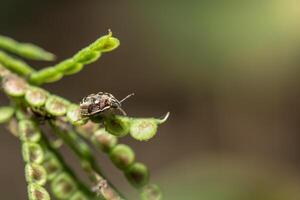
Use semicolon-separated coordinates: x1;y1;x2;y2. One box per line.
80;92;134;117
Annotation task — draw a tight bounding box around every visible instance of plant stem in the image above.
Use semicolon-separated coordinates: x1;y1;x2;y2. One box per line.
49;120;126;200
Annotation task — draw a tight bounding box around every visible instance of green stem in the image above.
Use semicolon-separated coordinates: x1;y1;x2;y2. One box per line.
49;120;126;200
40;130;96;198
28;31;120;85
15;107;97;199
0;51;35;76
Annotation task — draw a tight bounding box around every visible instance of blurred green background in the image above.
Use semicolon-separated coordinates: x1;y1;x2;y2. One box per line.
1;0;300;199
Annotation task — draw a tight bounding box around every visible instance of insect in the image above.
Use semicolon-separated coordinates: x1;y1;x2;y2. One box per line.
80;92;134;117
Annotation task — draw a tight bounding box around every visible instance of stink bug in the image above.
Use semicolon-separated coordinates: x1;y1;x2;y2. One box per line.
80;92;134;117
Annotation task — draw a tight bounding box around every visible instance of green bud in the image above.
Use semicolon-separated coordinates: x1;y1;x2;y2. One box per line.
70;191;89;200
91;30;120;52
92;128;118;153
28;184;50;200
67;104;88;126
18;120;41;142
125;162;149;188
2;75;27;97
25;163;47;186
43;153;62;181
22;143;44;164
76;121;99;139
130;112;170;141
45;96;68;116
51;173;77;199
141;184;162;200
0;106;15;124
109;144;135;170
104;115;131;137
25;87;48;107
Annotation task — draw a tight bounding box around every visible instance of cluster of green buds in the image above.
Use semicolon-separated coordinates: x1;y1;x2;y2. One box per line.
19;118;50;200
0;32;167;200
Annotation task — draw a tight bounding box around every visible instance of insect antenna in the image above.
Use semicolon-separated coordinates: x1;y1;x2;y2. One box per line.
120;93;135;103
117;107;127;116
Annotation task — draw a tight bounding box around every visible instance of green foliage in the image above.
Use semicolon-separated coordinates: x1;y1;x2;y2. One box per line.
0;35;55;61
29;30;120;85
0;50;35;76
0;31;167;200
0;106;15;124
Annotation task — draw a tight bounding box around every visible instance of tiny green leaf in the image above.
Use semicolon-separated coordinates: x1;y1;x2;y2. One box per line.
130;112;170;141
29;68;63;85
63;63;84;75
51;173;77;199
74;49;101;65
2;75;27;97
25;87;48;107
0;106;15;124
45;96;68;116
18;120;41;142
28;184;50;200
109;144;135;170
44;72;63;83
25;163;47;186
104;115;131;137
92;128;118;153
67;104;88;126
76;121;99;139
22;143;44;164
43;153;62;181
141;184;162;200
91;30;120;52
125;162;149;188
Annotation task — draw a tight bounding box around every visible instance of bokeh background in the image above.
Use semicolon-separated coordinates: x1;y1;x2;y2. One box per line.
1;0;300;199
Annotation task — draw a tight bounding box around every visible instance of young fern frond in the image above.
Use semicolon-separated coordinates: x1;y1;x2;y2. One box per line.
0;31;166;200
